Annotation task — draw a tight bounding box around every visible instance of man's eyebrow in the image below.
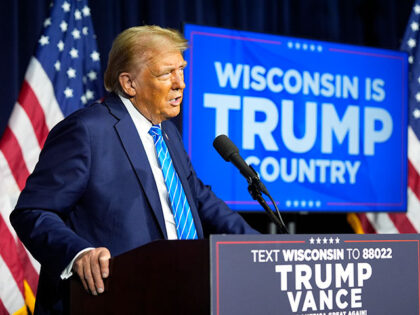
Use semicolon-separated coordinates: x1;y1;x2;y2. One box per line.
165;61;187;69
158;62;187;72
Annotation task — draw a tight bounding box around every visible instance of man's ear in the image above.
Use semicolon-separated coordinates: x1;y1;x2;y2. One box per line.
118;72;136;97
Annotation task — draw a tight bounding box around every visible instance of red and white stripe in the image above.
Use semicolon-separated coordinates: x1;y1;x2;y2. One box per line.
356;125;420;234
0;57;64;314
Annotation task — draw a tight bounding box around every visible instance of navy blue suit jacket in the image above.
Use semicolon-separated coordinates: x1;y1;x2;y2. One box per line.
10;94;258;314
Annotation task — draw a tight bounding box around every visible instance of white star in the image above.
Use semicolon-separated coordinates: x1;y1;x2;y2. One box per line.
416;92;420;102
285;200;291;207
409;56;414;64
335;237;340;244
83;76;87;84
295;42;301;49
81;95;87;105
414;109;420;119
415;4;420;14
315;201;321;207
287;42;293;48
62;1;71;12
293;200;299;207
310;44;315;51
308;201;314;207
82;6;91;16
329;237;334;244
302;43;308;50
408;38;416;48
90;51;100;61
309;237;315;244
39;35;49;46
57;40;65;51
60;21;68;32
417;76;420;85
317;45;323;52
85;89;94;100
87;70;97;81
323;237;328;244
301;200;306;207
44;18;51;28
54;61;61;71
67;67;76;79
411;22;419;31
69;48;79;58
72;29;81;39
74;9;82;20
316;237;321;244
82;27;89;35
64;87;73;98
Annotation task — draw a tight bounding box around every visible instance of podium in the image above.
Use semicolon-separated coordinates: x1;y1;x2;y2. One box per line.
70;240;209;314
71;234;420;314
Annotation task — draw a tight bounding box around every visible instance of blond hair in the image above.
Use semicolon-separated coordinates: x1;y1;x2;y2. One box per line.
104;25;188;94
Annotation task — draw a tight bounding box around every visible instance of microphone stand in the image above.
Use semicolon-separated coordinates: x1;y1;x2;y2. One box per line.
247;167;289;234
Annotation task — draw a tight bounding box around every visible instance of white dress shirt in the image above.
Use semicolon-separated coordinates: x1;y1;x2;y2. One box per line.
119;95;178;239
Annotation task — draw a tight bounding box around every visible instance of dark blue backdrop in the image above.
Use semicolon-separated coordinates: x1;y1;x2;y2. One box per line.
0;0;414;232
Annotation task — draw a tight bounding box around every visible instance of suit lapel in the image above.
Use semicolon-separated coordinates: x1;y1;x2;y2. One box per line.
105;95;168;238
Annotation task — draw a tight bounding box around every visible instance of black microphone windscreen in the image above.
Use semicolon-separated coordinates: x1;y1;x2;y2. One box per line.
213;135;239;162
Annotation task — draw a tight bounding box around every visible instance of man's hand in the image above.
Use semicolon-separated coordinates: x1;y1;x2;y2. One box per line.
73;247;111;295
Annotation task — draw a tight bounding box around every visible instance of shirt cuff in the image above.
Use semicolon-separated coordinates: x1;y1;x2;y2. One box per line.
60;247;94;280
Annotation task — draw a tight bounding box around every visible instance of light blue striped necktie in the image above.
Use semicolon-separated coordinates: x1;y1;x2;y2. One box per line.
149;125;198;240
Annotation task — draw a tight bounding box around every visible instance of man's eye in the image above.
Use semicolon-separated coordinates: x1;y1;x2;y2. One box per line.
158;72;171;79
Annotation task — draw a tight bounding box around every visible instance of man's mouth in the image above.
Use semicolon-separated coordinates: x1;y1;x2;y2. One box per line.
169;96;182;105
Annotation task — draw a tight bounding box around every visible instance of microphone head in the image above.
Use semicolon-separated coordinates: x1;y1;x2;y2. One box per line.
213;134;239;162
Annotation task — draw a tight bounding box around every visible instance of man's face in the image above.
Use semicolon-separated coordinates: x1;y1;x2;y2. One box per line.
131;48;187;124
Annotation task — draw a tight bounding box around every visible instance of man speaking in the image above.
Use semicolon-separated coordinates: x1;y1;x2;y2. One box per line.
10;25;258;314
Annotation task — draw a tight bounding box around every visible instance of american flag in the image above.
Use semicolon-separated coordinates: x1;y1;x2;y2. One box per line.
0;0;102;313
349;0;420;234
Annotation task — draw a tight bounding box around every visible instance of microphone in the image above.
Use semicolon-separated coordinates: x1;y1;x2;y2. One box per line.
213;135;268;195
213;134;288;233
213;135;289;233
213;135;255;180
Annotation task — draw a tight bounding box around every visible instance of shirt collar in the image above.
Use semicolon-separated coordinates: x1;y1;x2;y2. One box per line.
119;94;160;133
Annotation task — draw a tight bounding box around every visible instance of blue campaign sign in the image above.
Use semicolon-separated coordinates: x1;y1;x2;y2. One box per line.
182;24;408;212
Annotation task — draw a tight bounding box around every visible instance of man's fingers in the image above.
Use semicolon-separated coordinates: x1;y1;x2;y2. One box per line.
75;267;88;292
83;258;97;295
74;256;89;292
73;247;111;295
99;250;111;278
91;254;104;294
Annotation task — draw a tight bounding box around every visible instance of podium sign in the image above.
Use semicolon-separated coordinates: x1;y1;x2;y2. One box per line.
211;234;420;315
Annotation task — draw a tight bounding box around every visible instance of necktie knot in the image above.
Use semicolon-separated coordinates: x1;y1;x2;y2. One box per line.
149;125;162;139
